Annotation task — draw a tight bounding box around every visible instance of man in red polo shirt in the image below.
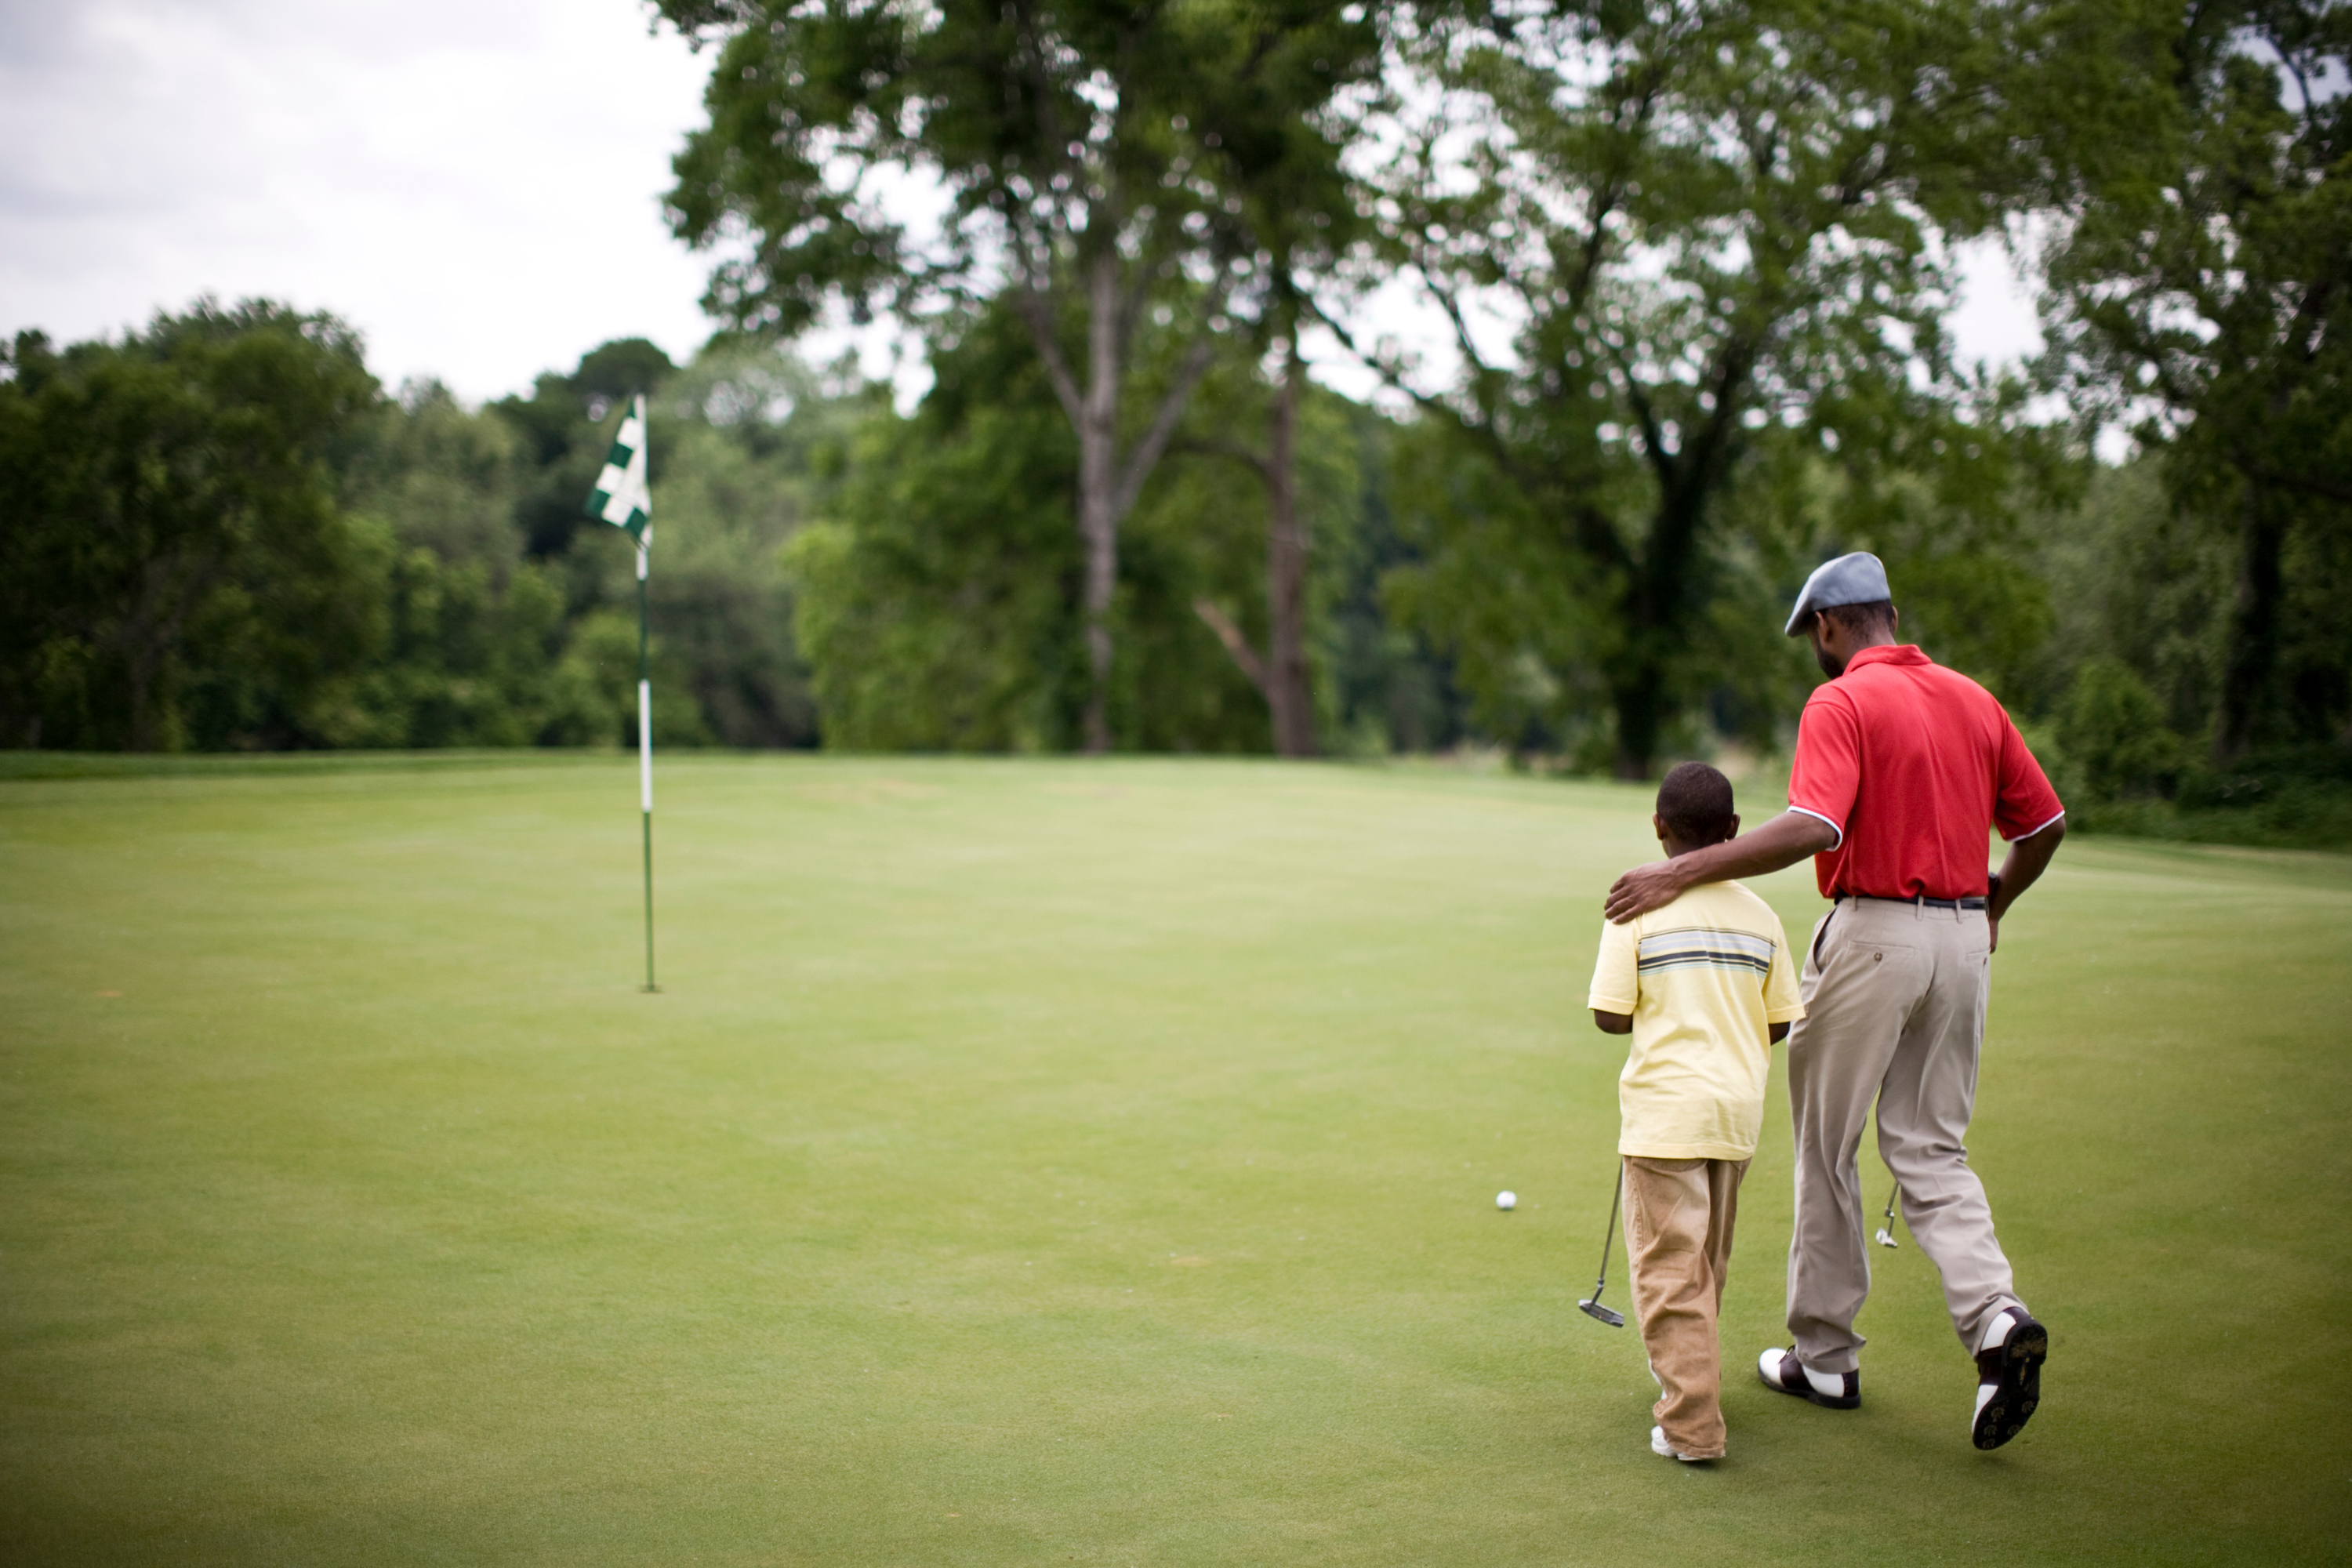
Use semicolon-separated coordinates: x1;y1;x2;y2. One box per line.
1602;551;2067;1451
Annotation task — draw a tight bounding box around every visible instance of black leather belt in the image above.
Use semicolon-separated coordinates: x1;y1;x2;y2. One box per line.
1835;893;1988;910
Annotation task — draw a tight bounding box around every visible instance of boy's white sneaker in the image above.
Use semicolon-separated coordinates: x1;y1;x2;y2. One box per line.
1649;1425;1711;1463
1756;1347;1861;1409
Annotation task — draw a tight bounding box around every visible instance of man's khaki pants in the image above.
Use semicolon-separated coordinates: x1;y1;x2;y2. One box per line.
1624;1155;1748;1459
1786;898;2024;1373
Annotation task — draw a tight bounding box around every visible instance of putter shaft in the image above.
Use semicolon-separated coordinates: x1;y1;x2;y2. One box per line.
1579;1167;1626;1328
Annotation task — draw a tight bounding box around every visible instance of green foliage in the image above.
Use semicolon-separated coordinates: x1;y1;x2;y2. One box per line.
2060;658;2183;800
1753;387;2069;710
657;0;1374;336
1;310;854;754
1323;407;1472;757
659;0;1381;747
637;343;858;747
493;337;680;563
2031;459;2225;738
301;550;637;750
782;305;1421;755
786;401;1083;751
1381;415;1611;757
5;2;2338;823
0;301;382;751
1355;0;2056;774
2015;453;2352;843
1160;354;1408;753
2034;0;2352;754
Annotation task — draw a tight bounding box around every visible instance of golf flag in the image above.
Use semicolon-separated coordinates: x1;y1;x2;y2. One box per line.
586;395;652;546
584;395;658;992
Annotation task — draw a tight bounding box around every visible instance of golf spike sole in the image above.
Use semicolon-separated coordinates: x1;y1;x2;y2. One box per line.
1972;1316;2049;1450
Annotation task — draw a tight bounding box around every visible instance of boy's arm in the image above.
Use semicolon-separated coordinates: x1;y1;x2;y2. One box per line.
1587;918;1639;1033
1762;915;1804;1047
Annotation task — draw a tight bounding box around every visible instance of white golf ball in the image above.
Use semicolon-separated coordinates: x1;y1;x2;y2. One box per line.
1496;1190;1517;1211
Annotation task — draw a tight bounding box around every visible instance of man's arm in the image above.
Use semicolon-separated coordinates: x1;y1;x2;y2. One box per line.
1602;811;1841;924
1592;1009;1633;1035
1986;816;2064;953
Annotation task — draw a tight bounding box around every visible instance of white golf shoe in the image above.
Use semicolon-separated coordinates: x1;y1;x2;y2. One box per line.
1756;1347;1861;1410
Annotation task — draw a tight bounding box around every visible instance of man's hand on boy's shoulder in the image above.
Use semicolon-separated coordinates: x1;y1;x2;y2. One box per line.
1606;811;1840;922
1605;858;1689;923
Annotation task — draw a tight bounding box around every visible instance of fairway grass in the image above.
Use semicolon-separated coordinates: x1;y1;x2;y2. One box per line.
3;756;2347;1565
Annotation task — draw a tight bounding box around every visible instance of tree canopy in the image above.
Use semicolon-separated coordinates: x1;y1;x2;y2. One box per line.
2034;0;2351;758
659;0;1378;747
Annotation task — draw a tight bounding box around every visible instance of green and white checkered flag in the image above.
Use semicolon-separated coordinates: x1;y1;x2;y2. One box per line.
585;394;652;546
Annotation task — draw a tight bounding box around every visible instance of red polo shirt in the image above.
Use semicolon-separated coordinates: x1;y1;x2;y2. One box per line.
1787;645;2064;901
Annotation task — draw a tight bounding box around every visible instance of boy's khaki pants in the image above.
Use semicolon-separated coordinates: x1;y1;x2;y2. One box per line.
1624;1154;1748;1460
1786;898;2024;1372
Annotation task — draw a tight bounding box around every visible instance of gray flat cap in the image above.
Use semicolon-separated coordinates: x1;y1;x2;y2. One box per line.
1785;550;1893;635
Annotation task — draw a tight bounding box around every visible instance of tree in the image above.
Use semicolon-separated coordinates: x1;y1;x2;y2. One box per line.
1323;0;2045;774
784;302;1308;752
321;379;637;750
641;341;864;748
2033;0;2352;757
1171;8;1381;756
656;0;1374;750
0;302;380;750
1177;340;1327;756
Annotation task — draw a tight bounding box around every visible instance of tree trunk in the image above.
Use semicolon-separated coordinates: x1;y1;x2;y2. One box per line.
1264;333;1317;758
1077;254;1122;755
1608;489;1706;779
122;572;168;753
125;659;157;753
1610;656;1668;780
2215;477;2288;764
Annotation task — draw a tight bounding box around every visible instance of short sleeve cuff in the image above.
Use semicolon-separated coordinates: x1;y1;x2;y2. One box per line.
1588;993;1636;1014
1786;804;1845;850
2005;808;2066;843
1766;1003;1807;1025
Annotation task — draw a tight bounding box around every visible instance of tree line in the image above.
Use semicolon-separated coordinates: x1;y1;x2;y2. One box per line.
2;0;2345;836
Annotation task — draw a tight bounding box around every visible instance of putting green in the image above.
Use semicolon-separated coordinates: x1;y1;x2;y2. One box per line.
2;756;2346;1564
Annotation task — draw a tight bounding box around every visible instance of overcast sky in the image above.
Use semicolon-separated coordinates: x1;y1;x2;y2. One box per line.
2;0;2045;407
2;0;716;401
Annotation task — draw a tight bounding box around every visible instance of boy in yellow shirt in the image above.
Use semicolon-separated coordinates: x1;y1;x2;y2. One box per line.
1588;762;1805;1461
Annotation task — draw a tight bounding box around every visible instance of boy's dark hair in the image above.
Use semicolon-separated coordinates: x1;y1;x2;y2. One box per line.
1818;599;1896;637
1657;761;1737;847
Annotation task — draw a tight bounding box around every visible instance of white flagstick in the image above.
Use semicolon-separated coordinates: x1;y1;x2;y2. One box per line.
586;393;657;993
636;537;657;993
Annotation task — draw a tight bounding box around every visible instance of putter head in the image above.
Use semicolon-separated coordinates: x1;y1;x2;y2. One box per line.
1874;1227;1898;1249
1578;1298;1626;1327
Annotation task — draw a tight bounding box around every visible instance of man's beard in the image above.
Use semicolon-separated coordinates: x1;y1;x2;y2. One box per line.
1812;639;1848;679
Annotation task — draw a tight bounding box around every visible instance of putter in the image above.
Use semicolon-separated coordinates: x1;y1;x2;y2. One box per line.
1874;1181;1900;1249
1577;1168;1627;1327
